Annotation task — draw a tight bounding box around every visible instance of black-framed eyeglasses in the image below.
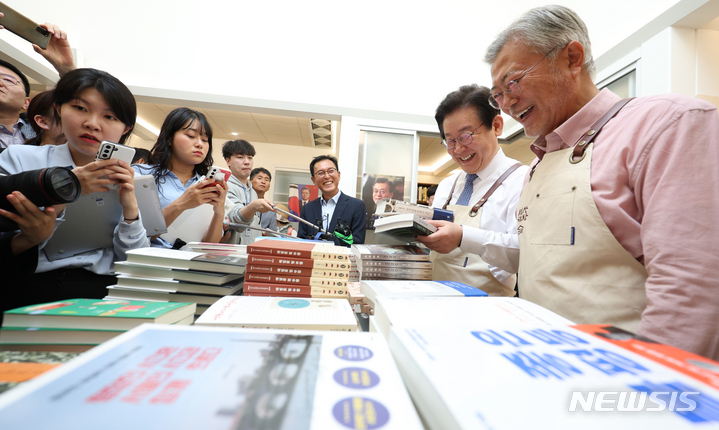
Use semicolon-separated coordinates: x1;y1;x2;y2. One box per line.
488;45;562;109
314;167;337;178
0;74;22;89
441;123;484;150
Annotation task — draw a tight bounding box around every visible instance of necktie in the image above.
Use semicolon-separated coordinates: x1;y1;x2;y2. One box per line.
456;173;477;206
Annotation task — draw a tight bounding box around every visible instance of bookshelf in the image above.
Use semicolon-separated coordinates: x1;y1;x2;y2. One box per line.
416;183;433;205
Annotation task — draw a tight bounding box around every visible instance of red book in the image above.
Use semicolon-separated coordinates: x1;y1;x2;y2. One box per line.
247;254;353;270
246;264;350;279
247;241;351;261
245;272;347;287
243;282;348;297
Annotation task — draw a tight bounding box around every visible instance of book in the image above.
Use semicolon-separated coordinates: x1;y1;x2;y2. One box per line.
359;260;433;269
195;296;357;331
0;326;124;345
0;350;79;395
373;213;437;236
0;324;423;429
372;296;574;339
183;242;247;255
246;264;351;279
245;272;347;288
125;248;246;274
360;279;486;306
115;275;243;296
247;240;352;261
243;282;348;298
351;244;431;262
2;299;196;330
375;198;454;221
247;254;353;270
360;267;433;281
105;286;231;306
114;261;244;286
389;323;719;429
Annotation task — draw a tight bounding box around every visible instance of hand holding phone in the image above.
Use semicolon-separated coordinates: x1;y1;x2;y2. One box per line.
95;141;136;165
203;166;231;188
0;2;50;49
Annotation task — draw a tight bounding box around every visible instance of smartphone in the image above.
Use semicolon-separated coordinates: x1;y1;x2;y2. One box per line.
95;141;136;165
0;2;50;49
204;166;231;187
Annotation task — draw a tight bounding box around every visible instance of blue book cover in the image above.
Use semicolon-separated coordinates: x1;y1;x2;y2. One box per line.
435;281;488;296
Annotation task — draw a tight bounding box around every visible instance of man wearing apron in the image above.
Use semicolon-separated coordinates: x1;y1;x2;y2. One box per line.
417;84;528;297
485;5;719;359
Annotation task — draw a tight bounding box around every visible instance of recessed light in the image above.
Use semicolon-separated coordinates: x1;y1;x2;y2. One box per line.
231;132;238;136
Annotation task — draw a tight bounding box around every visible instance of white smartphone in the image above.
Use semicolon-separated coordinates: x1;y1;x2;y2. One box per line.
204;166;231;187
95;141;136;165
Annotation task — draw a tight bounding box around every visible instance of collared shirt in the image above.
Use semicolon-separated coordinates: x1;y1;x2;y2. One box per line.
525;89;719;360
0;143;149;274
433;148;528;286
320;191;342;232
0;116;36;148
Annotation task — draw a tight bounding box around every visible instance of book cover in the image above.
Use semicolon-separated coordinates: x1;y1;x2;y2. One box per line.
195;296;357;332
389;323;719;429
360;279;486;305
114;261;244;286
0;325;423;429
0;326;124;345
373;213;437;237
105;286;228;306
351;244;431;262
246;273;347;288
243;282;348;298
126;248;246;274
375;198;454;222
248;241;352;261
247;254;354;270
115;275;243;296
2;299;196;330
247;264;350;279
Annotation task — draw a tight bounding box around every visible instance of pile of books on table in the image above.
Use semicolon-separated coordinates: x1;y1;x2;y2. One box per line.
351;244;433;281
107;247;245;316
243;239;356;299
0;299;195;352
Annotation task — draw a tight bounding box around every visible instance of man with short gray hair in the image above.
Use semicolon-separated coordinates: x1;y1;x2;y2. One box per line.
486;5;719;359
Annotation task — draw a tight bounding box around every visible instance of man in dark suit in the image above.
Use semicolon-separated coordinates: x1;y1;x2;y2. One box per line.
298;155;366;246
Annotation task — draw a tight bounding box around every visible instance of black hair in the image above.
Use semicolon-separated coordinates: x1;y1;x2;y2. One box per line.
23;90;56;145
373;176;394;193
0;59;30;97
435;84;499;140
250;167;271;181
52;68;136;144
131;147;151;164
309;155;338;176
148;107;213;181
427;184;438;198
222;139;255;159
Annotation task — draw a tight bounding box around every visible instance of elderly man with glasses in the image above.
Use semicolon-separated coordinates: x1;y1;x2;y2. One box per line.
485;5;719;360
416;84;528;297
298;154;366;246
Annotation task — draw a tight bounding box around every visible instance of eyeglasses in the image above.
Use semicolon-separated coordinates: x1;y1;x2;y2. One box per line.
441;123;484;150
488;45;561;109
0;74;22;89
314;167;337;178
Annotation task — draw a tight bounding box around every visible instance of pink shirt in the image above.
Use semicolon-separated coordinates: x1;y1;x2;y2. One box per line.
529;89;719;360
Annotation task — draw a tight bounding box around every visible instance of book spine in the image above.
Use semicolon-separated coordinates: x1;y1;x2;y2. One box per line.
247;255;352;270
243;282;348;297
247;244;349;261
246;264;350;278
245;273;347;287
360;260;433;269
196;322;355;331
360;272;433;280
360;267;433;275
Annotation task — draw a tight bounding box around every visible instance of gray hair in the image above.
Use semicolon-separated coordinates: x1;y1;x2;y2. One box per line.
484;5;595;79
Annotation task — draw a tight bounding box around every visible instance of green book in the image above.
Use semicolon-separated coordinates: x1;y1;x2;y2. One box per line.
2;299;196;330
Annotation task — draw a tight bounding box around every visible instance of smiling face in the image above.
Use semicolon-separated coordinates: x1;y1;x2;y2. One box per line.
169;119;210;169
311;159;341;199
490;39;576;139
57;87;132;166
0;66;29;114
251;171;271;197
442;106;501;175
372;182;393;203
301;187;310;201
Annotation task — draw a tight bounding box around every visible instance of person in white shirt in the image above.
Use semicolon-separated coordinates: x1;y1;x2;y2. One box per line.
416;84;528;296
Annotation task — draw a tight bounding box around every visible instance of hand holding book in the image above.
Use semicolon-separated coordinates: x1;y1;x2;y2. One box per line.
414;219;462;253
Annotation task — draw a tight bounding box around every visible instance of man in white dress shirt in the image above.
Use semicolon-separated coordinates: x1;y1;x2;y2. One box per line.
416;84;528;296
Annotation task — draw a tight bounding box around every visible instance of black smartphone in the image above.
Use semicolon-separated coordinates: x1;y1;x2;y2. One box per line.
0;2;50;49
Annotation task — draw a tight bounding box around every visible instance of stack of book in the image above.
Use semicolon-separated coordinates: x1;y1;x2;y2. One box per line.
108;248;246;316
182;241;247;256
0;324;423;429
0;299;195;352
351;244;433;281
243;240;355;299
372;198;453;239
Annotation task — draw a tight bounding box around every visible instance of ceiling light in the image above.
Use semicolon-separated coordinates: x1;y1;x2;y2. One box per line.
231;132;238;136
308;118;333;148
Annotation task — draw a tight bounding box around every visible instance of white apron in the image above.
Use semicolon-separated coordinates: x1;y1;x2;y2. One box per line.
430;164;522;297
517;108;647;332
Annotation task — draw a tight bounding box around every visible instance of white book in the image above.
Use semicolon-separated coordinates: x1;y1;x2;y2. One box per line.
125;247;246;274
360;280;485;306
0;325;423;429
389;324;719;429
372;296;574;339
105;285;229;306
115;274;243;296
373;213;437;236
114;261;243;286
195;296;358;332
